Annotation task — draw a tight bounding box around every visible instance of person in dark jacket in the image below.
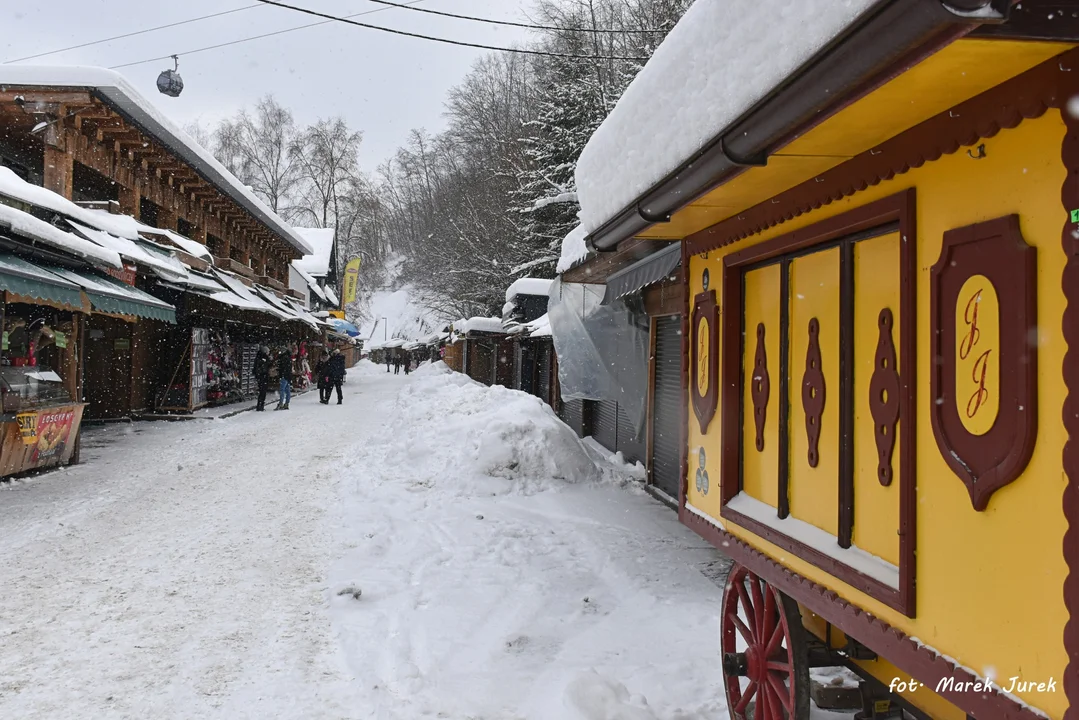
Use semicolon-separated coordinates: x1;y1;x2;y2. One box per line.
253;345;272;411
275;348;293;410
316;349;332;404
326;348;347;404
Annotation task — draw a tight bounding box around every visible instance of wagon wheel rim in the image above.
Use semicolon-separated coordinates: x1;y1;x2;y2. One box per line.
721;565;805;720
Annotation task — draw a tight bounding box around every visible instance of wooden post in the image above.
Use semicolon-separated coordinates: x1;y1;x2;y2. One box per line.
118;184;141;219
43;134;73;199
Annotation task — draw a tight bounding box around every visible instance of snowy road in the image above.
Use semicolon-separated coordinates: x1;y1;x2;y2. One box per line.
0;362;733;719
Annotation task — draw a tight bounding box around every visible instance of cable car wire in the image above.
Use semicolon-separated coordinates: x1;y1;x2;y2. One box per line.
253;0;648;60
107;0;430;70
359;0;662;34
3;4;265;64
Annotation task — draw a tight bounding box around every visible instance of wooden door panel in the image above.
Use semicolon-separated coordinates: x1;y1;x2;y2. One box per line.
741;264;782;509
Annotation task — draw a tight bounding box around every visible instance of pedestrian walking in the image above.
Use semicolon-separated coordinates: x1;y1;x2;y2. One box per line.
326;348;347;405
393;357;401;375
404;357;411;375
316;349;333;404
253;345;272;411
386;357;391;373
275;347;293;410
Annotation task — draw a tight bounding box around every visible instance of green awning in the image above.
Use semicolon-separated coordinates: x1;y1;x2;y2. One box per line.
0;253;86;310
49;267;177;324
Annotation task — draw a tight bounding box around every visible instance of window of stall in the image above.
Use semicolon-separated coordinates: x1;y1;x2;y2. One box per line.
1;302;78;414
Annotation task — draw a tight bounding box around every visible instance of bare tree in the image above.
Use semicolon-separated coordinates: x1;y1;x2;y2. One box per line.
212;96;300;216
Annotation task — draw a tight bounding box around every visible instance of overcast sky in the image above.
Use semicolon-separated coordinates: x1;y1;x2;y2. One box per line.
2;1;535;169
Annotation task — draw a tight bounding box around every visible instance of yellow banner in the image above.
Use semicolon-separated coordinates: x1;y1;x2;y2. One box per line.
343;257;362;306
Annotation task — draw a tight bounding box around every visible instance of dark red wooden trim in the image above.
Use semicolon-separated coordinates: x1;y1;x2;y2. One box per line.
687;47;1079;257
690;289;719;434
678;240;690;513
929;215;1038;511
715;189;916;617
870;309;900;487
750;322;769;453
1060;69;1079;720
802;317;827;470
678;507;1045;720
777;259;792;519
720;259;744;506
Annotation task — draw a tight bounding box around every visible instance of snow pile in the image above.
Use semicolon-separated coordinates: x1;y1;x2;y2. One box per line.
574;0;878;234
558;224;591;273
374;362;599;492
456;316;505;335
564;671;660;720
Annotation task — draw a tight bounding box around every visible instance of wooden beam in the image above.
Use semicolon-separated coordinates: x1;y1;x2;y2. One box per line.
0;90;92;104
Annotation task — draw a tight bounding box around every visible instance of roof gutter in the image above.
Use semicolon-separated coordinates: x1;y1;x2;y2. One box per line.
587;0;1012;252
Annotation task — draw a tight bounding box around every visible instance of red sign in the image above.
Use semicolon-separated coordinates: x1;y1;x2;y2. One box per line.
29;409;76;464
107;264;138;286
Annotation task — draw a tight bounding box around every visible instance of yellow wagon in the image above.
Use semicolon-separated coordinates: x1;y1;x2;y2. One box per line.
568;2;1079;718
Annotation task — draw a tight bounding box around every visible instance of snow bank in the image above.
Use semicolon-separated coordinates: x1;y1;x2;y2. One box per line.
564;671;659;720
376;362;599;492
558;224;590;273
574;0;878;234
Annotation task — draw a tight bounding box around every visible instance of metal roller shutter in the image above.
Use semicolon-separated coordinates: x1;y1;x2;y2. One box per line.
535;343;552;406
651;315;683;500
616;403;646;466
561;398;584;437
593;398;619;453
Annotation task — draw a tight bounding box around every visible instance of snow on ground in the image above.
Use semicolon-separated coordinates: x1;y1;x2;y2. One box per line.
0;361;742;719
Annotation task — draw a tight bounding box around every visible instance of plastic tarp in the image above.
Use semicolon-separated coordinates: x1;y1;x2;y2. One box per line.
547;277;649;435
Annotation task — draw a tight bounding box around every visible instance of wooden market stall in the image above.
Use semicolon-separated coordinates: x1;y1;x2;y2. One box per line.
558;2;1079;719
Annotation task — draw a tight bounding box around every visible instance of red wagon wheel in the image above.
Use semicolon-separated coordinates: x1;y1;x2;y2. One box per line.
721;564;809;720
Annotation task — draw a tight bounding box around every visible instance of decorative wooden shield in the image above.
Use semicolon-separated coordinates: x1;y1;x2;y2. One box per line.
691;289;719;433
930;215;1037;511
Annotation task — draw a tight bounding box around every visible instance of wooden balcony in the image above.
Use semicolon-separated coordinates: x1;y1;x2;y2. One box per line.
214;256;257;282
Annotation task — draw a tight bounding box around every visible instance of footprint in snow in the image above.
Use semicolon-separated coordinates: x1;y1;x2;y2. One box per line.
336;584;362;600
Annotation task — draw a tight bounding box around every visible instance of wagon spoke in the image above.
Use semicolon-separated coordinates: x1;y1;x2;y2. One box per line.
735;580;757;641
756;675;771;719
732;614;754;647
764;617;786;658
735;680;758;714
762;585;776;646
766;660;791;673
767;670;794;714
749;574;765;644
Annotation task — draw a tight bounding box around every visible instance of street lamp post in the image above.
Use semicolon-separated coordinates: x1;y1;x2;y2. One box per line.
382;317;388;341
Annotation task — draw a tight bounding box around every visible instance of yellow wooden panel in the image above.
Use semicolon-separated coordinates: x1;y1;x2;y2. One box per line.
711;113;1068;719
788;248;840;536
781;39;1072;159
742;264;781;509
955;274;999;435
852;232;901;566
685;256;724;520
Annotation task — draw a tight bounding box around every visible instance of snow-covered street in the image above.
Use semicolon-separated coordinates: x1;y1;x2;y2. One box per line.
0;362;731;720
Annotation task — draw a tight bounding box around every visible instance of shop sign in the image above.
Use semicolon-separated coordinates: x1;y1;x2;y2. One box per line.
16;412;36;444
53;331;67;349
107;264;138;286
2;331;7;351
30;409;76;464
114;338;131;350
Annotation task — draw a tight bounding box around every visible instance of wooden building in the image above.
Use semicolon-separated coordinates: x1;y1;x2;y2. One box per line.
0;66;319;421
562;1;1079;718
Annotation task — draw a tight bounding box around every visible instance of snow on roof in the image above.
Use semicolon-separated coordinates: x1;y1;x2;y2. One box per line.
0;167;142;242
135;223;213;262
457;317;505;335
0;203;121;267
529;314;552;338
0;66;312;256
292;264;328;304
68;221;185;279
573;0;878;235
323;284;340;308
211;269;288;318
292;227;335;277
556;225;590;274
504;277;553;303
